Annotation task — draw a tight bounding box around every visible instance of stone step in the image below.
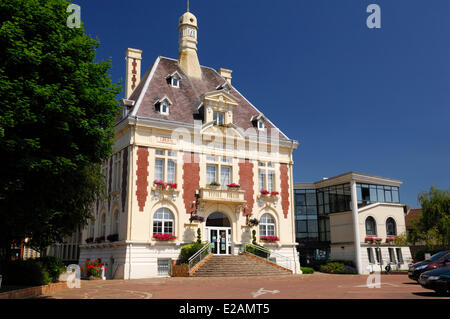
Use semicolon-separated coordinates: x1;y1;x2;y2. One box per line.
191;254;291;277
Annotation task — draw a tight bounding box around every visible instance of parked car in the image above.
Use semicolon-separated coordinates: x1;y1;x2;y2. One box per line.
418;266;450;295
408;250;450;281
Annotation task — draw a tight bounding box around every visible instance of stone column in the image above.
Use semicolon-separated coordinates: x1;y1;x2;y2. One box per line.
351;181;362;274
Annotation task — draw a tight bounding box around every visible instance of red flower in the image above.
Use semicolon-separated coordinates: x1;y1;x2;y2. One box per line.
260;190;270;195
260;236;279;242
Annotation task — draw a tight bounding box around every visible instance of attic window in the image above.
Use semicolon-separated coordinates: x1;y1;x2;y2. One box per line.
166;72;181;88
257;119;265;130
171;77;179;88
154;96;172;116
160;102;169;115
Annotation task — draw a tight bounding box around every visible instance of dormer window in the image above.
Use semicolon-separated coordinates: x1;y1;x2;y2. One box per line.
166;71;181;88
251;114;266;130
257;119;265;130
171;77;179;88
213;111;225;125
154;96;172;116
160;102;169;115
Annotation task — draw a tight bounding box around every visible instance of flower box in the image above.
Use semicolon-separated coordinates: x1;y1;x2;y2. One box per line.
364;236;382;244
260;236;279;242
207;182;220;188
107;234;118;242
386;237;398;244
153;180;177;190
227;183;240;189
153;233;176;241
85;237;94;244
260;190;270;195
270;191;279;196
189;215;205;223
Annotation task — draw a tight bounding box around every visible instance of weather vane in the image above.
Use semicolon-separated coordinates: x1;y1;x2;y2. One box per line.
187;0;189;12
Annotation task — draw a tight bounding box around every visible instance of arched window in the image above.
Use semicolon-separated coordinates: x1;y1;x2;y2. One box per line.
386;217;397;236
153;208;174;234
259;213;276;237
89;220;95;238
99;214;106;237
112;210;119;234
365;216;377;236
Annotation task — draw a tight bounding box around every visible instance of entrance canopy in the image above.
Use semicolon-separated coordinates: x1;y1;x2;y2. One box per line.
206;212;230;227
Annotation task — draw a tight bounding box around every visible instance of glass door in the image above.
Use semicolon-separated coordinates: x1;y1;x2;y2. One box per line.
210;228;218;254
208;227;231;255
219;229;227;254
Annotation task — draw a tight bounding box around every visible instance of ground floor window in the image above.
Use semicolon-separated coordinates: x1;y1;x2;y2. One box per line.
367;248;375;264
396;248;403;263
153;208;174;235
157;259;171;276
375;248;382;264
388;248;396;263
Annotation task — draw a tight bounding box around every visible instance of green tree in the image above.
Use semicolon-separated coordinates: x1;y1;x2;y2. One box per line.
413;186;450;247
0;0;121;258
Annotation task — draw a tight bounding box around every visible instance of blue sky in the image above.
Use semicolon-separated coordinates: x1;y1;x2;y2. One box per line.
74;0;450;208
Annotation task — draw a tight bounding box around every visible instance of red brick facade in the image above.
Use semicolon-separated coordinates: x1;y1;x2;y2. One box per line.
136;147;149;212
280;163;290;219
239;160;254;216
121;147;129;213
183;152;200;214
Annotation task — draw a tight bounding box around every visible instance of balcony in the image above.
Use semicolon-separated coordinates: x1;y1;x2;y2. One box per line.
198;187;246;205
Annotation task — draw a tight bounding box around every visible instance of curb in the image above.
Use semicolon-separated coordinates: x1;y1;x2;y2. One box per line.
0;282;69;299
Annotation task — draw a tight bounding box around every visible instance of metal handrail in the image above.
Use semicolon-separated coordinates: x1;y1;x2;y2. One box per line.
188;242;211;272
243;243;294;272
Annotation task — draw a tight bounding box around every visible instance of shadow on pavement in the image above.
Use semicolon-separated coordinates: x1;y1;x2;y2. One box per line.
411;291;447;298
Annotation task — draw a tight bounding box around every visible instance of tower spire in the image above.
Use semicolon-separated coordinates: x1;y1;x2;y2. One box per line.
178;5;201;78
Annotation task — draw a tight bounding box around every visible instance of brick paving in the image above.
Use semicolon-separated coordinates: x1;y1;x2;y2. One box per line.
38;273;449;299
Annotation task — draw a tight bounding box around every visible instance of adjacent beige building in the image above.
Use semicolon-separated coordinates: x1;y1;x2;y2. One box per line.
295;172;412;274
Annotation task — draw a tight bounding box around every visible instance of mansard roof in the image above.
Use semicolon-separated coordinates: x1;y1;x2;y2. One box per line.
126;56;291;140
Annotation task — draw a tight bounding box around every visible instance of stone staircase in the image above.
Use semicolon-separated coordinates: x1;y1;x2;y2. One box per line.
191;254;292;277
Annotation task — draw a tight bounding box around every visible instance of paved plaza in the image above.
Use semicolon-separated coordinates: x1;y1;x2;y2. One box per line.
39;273;449;299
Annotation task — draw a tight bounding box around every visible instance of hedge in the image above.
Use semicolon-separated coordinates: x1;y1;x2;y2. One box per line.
245;244;270;259
301;267;314;274
0;256;65;286
320;262;357;274
179;242;207;264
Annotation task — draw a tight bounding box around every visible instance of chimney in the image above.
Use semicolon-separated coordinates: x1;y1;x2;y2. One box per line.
218;68;232;84
125;48;142;99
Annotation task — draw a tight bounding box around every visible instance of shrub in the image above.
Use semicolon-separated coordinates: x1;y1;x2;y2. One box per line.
320;262;357;274
246;244;270;259
326;259;356;267
35;256;65;282
301;267;314;274
179;242;206;264
2;259;51;286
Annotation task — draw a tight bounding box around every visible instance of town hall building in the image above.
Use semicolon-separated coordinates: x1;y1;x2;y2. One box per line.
79;8;301;279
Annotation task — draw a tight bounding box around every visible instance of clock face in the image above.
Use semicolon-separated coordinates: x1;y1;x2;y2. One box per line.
187;28;196;37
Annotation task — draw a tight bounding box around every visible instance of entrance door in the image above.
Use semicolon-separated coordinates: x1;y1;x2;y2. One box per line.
206;212;232;255
208;227;231;255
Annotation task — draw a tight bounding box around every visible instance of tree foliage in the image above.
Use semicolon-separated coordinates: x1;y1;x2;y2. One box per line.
0;0;121;255
409;186;450;247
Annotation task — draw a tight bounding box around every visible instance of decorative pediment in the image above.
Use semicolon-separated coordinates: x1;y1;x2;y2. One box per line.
201;122;245;139
202;90;238;107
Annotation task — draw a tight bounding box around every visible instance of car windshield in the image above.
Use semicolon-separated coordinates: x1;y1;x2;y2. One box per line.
428;251;448;261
